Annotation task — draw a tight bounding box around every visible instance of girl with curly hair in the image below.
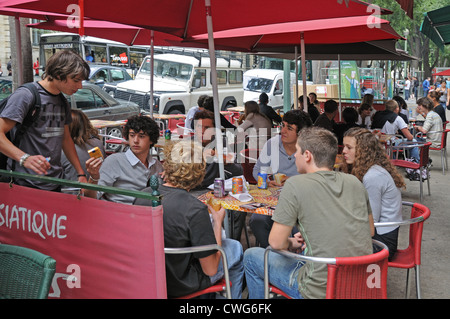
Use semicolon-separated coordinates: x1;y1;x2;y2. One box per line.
342;127;405;260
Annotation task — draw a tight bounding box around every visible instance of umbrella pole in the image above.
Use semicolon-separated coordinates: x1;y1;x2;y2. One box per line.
205;0;225;180
150;30;154;118
295;46;299;109
338;54;342;121
300;32;307;112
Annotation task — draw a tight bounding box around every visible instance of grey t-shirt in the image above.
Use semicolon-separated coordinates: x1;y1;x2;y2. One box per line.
272;170;373;299
363;165;402;235
61;137;106;181
0;82;72;190
98;149;164;204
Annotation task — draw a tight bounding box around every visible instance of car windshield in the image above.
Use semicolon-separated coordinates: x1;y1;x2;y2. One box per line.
140;58;193;82
243;77;273;93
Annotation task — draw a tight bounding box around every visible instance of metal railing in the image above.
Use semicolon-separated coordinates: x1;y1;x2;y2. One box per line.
0;169;162;203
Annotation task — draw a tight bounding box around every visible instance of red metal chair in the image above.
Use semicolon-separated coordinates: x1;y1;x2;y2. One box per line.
264;240;389;299
374;201;431;299
429;129;449;175
164;244;231;299
391;141;431;202
239;149;260;184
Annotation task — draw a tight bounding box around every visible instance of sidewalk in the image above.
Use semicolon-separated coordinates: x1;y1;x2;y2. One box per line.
386;106;450;299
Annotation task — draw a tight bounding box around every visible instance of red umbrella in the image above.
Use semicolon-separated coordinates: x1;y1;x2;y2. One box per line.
9;0;393;38
433;69;450;77
188;15;401;50
186;15;401;110
0;6;67;19
27;19;185;47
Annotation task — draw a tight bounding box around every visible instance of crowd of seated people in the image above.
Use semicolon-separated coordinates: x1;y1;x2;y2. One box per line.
48;93;425;299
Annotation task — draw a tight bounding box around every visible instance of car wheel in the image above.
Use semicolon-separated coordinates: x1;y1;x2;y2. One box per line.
106;127;123;152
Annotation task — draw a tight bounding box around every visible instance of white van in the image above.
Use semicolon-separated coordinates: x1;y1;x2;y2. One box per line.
112;53;245;114
243;69;296;109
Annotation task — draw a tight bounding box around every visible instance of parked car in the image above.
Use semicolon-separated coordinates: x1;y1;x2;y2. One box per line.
65;83;139;121
395;80;404;94
85;64;133;95
66;83;140;152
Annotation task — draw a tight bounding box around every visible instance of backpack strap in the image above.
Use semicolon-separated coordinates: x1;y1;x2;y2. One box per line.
17;82;42;132
10;82;42;171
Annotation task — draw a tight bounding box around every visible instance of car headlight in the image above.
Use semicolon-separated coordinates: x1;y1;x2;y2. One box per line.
149;97;159;112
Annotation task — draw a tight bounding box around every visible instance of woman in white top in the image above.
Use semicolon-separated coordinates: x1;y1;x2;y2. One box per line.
415;97;443;148
356;103;372;129
236;101;272;145
342;127;405;260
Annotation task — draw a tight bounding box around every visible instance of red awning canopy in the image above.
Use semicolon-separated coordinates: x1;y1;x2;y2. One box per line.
433;69;450;77
27;19;185;47
187;16;401;51
9;0;392;39
0;6;67;20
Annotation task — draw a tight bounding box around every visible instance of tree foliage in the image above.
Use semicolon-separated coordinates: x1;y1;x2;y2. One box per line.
371;0;450;77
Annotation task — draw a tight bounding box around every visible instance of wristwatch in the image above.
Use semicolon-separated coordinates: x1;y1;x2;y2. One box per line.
19;153;31;167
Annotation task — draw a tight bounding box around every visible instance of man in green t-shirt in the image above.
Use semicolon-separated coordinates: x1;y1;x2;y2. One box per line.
243;126;374;299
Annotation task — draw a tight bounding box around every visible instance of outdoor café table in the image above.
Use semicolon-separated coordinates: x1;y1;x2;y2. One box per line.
91;119;126;130
226;106;245;113
197;185;281;239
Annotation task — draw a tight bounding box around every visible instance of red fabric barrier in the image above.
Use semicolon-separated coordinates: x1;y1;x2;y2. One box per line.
0;183;166;299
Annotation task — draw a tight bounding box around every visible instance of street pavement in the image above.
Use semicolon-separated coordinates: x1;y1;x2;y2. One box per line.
387;98;450;299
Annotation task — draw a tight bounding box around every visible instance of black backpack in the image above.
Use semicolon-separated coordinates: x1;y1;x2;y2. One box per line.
0;82;42;171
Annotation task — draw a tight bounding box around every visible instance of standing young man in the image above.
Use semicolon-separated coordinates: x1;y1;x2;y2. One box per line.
0;50;90;190
244;127;374;299
404;77;411;101
86;115;163;204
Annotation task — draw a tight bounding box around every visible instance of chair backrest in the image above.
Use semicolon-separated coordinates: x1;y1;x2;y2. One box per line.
0;244;56;299
407;202;431;266
325;240;389;299
441;129;450;148
374;201;431;266
418;142;432;167
164;244;231;299
155;119;165;132
264;240;389;299
239;148;260;184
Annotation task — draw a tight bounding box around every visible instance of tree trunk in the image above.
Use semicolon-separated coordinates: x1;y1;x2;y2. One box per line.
8;16;33;89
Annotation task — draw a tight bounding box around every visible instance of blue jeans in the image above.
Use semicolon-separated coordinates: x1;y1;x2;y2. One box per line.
210;238;244;299
395;137;420;160
244;247;304;299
